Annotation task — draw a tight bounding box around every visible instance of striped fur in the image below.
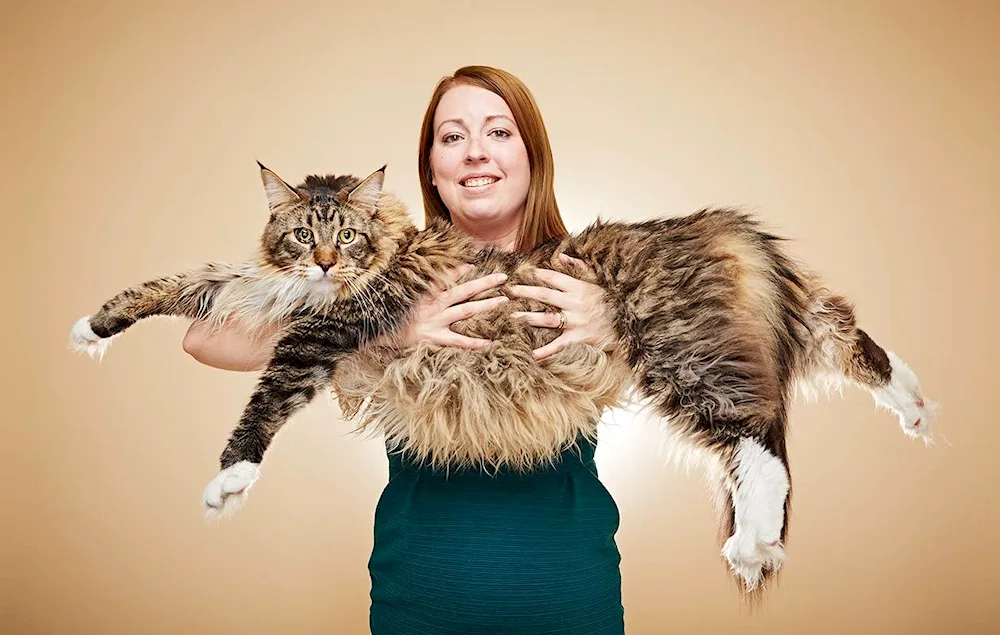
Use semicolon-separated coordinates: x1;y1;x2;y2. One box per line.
69;164;936;602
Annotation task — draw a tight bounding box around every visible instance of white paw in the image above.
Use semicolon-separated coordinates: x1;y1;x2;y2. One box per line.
873;351;938;444
721;531;786;592
69;315;113;360
201;461;260;520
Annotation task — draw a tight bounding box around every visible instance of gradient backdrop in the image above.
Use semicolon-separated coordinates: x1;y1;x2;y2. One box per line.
4;1;998;633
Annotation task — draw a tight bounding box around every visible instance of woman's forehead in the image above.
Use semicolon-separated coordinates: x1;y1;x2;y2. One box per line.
434;85;515;128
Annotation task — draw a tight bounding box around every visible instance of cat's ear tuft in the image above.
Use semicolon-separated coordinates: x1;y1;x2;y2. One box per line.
347;165;386;214
258;162;302;212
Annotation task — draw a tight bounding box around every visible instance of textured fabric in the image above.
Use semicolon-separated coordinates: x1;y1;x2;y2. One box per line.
367;435;625;635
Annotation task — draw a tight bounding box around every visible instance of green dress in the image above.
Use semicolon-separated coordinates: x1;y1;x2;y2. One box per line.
367;434;626;634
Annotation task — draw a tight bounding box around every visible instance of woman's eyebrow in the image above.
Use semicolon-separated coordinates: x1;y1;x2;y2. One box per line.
436;114;515;133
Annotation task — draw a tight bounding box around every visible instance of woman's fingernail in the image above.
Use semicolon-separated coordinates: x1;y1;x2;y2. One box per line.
496;273;508;282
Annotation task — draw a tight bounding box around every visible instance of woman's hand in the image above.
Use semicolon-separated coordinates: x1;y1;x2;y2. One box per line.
386;264;511;350
507;255;618;360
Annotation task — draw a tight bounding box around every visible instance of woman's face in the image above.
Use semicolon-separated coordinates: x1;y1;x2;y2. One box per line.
429;84;531;237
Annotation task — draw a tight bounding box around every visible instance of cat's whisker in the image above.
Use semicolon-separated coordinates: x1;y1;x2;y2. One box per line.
343;276;379;341
342;268;395;322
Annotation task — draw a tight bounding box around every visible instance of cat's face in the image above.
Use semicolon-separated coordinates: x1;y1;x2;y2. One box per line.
257;165;397;295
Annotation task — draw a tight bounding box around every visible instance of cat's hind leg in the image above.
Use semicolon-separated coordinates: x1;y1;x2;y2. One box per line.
689;416;792;602
717;431;791;599
867;342;937;443
803;290;937;443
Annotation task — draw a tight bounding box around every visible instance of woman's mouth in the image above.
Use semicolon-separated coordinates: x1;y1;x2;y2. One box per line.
460;176;500;188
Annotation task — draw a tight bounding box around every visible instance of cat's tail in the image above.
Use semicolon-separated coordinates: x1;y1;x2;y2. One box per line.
794;284;937;443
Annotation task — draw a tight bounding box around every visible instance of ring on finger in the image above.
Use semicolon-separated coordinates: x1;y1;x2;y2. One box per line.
557;311;566;330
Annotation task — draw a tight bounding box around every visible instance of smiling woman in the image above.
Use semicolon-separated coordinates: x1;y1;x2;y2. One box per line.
426;85;533;248
179;65;626;634
418;69;568;254
360;66;627;635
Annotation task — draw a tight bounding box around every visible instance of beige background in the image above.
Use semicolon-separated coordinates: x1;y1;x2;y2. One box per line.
4;1;998;633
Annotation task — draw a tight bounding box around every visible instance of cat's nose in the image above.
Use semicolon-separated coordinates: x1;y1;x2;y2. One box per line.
317;260;334;272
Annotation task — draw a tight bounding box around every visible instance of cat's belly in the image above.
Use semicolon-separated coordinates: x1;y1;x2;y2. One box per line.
331;342;634;472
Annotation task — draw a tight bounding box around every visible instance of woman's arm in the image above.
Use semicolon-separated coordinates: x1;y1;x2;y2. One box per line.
182;266;510;370
182;319;282;371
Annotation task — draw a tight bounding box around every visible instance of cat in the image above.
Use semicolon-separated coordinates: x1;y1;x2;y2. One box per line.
69;162;936;601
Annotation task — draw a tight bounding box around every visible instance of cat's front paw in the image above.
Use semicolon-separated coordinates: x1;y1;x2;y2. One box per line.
721;531;786;593
69;315;114;360
201;461;260;520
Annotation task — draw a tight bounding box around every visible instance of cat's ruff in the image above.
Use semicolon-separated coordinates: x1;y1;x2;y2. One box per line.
69;163;937;602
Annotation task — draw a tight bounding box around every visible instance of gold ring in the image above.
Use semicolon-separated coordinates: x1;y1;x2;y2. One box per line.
557;311;566;330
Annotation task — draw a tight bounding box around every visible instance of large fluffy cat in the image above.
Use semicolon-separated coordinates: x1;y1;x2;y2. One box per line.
69;163;935;600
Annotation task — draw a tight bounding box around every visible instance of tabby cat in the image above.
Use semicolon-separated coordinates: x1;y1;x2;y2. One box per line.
69;163;935;600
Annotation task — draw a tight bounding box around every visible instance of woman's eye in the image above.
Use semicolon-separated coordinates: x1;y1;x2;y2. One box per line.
338;228;357;244
293;227;313;243
442;133;461;143
490;129;511;139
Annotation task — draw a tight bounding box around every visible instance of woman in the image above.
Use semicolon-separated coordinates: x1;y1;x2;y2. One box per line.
183;65;626;634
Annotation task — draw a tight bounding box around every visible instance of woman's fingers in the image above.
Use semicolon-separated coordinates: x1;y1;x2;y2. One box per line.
529;267;583;292
532;335;571;360
510;311;566;329
441;295;510;324
506;283;567;309
440;272;508;307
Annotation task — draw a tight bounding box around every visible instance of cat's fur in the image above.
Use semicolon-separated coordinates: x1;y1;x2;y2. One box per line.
69;164;936;602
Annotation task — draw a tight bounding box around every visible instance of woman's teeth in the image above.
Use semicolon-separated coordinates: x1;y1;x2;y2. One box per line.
463;177;497;187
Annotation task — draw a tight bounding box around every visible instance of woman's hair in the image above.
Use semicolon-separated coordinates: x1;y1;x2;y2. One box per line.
417;65;568;252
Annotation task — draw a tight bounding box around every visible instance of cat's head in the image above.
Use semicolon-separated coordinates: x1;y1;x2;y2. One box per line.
256;163;414;296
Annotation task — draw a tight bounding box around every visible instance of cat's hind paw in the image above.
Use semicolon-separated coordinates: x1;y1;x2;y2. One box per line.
721;531;786;593
69;316;113;360
201;461;260;520
874;351;938;445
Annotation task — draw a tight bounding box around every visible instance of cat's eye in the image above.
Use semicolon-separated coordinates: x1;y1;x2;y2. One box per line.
293;227;313;244
338;228;357;244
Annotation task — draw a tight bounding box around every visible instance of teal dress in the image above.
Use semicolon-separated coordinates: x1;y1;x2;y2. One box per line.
367;434;626;634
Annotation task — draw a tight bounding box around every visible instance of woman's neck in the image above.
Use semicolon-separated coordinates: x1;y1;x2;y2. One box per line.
456;217;521;252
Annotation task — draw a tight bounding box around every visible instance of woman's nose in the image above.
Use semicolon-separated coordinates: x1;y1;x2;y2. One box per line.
464;137;489;162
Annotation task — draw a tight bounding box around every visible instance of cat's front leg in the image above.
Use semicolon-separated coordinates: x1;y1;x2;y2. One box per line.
69;262;244;360
201;315;360;518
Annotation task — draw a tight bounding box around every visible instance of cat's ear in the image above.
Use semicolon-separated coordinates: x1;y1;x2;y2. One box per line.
346;164;386;214
257;161;302;212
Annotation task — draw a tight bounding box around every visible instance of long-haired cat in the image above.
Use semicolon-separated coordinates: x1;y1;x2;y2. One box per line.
69;163;936;601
